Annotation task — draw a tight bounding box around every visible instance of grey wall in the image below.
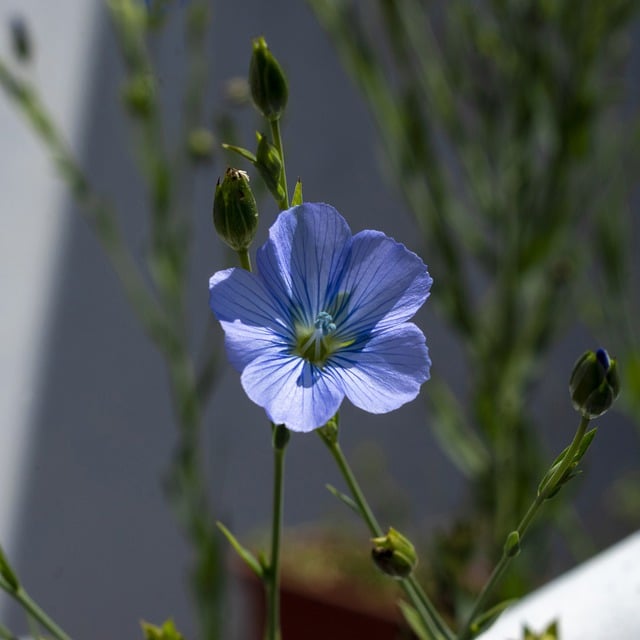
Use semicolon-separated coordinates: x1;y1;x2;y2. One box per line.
1;2;638;639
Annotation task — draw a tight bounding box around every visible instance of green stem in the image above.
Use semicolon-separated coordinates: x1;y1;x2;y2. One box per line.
266;427;288;640
0;578;71;640
237;248;252;272
320;436;454;640
458;415;591;640
270;118;289;210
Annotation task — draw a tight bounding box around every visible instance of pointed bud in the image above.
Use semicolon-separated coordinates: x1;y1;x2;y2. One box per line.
371;527;418;579
255;132;285;202
249;36;288;121
503;530;520;558
569;348;620;419
213;168;258;251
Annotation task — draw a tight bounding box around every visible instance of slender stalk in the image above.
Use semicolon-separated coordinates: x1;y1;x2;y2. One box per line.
270;118;289;210
237;248;252;272
0;577;71;640
458;416;591;639
266;436;287;640
320;436;454;640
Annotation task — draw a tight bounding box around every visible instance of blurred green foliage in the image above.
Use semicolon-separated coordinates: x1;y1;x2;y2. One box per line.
310;0;640;614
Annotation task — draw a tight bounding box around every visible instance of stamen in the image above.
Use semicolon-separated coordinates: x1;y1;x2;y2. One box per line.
294;312;337;365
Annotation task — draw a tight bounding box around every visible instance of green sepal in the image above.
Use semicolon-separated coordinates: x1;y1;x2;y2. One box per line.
325;483;359;515
216;521;263;579
523;620;559;639
469;599;518;636
291;179;303;206
221;143;257;164
397;601;435;640
141;619;185;640
538;428;598;497
0;544;19;592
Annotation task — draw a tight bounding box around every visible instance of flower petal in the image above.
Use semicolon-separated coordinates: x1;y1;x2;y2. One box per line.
256;203;352;326
335;231;432;338
209;268;293;371
241;352;345;432
331;323;430;413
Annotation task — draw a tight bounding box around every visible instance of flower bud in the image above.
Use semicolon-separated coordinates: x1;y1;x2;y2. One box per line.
187;128;214;163
249;36;288;121
569;348;620;419
255;132;285;203
213;168;258;251
371;527;418;579
0;543;19;592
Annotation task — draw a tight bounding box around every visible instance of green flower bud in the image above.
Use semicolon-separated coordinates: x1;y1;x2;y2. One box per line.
121;74;155;119
503;530;521;558
371;527;418;579
213;168;259;251
255;132;285;203
569;348;620;419
249;36;288;121
187;127;214;163
0;543;19;592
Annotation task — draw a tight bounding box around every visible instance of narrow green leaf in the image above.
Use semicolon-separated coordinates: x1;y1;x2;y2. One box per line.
291;178;303;206
470;599;517;635
325;483;359;515
428;379;490;478
216;521;263;579
397;601;435;640
221;143;257;163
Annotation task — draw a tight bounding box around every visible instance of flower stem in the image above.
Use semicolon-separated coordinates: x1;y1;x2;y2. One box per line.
457;415;591;640
266;425;289;640
320;436;454;640
270;118;289;210
0;577;71;640
237;248;252;271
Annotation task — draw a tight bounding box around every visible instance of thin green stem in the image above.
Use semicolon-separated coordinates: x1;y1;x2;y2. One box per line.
266;427;288;640
320;436;454;640
458;415;591;639
270;118;289;210
237;248;252;272
0;577;71;640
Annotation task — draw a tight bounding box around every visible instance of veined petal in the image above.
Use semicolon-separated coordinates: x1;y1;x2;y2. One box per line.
331;323;430;413
241;352;345;432
209;268;293;370
335;230;432;338
256;203;352;325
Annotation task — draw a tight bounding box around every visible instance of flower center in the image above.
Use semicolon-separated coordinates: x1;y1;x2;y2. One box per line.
294;311;338;366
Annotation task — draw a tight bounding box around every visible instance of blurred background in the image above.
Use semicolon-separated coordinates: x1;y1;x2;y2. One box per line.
0;1;638;639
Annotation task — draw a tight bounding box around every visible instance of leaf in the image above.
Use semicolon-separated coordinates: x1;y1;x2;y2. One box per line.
427;379;490;478
221;143;257;163
325;484;360;515
397;601;436;640
291;178;303;206
469;601;517;636
470;599;518;635
216;521;263;579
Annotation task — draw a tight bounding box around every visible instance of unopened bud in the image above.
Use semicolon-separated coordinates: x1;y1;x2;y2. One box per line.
371;527;418;579
0;543;19;592
249;36;288;121
121;75;155;119
213;168;258;251
569;348;620;419
255;132;285;202
187;128;214;162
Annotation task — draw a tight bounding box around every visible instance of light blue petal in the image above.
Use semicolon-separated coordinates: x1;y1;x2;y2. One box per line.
331;323;430;413
256;203;352;326
209;268;293;371
334;230;432;339
241;352;345;432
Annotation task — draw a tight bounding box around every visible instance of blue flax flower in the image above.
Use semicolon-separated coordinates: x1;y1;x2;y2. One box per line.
209;203;432;432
